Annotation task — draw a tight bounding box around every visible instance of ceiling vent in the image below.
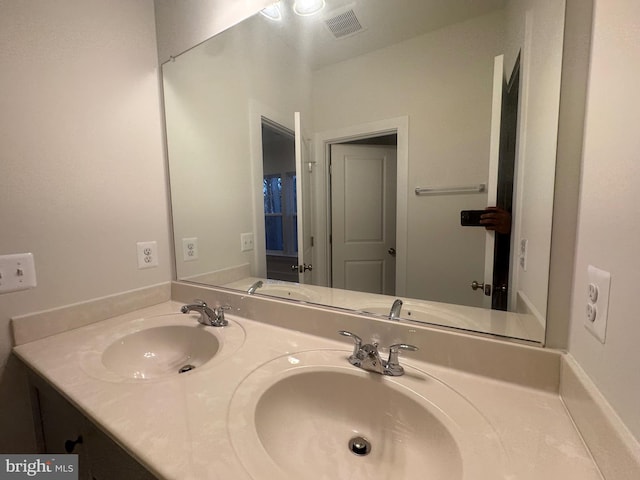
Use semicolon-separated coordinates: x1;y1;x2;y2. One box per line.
324;9;365;39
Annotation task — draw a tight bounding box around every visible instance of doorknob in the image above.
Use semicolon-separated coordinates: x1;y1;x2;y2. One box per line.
388;248;396;257
470;280;492;296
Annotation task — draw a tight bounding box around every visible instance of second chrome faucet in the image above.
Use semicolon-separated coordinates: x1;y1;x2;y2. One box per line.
338;330;418;376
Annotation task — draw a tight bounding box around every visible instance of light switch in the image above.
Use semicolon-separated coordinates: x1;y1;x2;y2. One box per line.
0;253;37;294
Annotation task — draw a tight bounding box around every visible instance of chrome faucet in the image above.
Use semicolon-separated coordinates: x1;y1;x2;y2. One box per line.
389;299;403;320
247;280;263;295
338;330;418;376
181;300;229;327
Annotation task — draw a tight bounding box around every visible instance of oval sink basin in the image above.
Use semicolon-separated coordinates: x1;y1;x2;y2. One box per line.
102;325;219;380
80;312;246;382
228;350;505;480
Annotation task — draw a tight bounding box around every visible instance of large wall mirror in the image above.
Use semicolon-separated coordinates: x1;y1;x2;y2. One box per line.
162;0;566;344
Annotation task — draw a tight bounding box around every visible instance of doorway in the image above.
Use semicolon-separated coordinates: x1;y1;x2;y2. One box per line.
261;118;298;282
329;135;398;295
492;54;520;310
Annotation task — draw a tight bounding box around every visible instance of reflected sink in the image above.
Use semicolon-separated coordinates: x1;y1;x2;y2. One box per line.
359;301;475;329
228;350;504;480
102;325;219;380
258;284;315;302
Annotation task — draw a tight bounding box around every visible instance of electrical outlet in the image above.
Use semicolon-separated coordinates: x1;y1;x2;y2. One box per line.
182;237;198;262
519;239;528;271
240;233;254;252
584;265;611;343
0;253;37;294
137;241;158;269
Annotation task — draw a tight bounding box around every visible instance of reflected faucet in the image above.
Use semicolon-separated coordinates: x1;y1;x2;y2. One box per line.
389;299;403;320
181;299;229;327
247;280;263;295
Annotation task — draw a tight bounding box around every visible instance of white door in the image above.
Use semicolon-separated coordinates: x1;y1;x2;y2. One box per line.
294;112;313;284
331;144;397;295
481;54;504;308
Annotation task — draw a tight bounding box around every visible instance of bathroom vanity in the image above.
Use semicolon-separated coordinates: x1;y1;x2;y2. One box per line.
12;284;612;480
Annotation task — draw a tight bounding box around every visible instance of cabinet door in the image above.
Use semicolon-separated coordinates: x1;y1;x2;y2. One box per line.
85;426;157;480
34;380;92;480
29;374;156;480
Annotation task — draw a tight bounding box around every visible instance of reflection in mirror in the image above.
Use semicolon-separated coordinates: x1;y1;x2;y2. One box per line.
261;119;299;282
162;0;566;343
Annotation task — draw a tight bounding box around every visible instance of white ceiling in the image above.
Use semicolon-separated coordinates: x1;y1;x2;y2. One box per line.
253;0;507;70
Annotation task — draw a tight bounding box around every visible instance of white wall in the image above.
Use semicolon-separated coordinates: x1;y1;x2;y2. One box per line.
154;0;271;63
0;0;170;451
568;0;640;442
312;12;504;307
163;14;312;281
504;0;566;320
546;0;593;349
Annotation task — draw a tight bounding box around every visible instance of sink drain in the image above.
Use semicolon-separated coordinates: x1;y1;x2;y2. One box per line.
348;436;371;456
178;364;196;374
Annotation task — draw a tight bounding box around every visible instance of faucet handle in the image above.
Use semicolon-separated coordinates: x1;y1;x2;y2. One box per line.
338;330;363;360
212;305;231;325
385;343;418;376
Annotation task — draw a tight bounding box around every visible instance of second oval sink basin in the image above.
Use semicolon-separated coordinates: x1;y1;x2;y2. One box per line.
228;350;505;480
255;371;461;478
102;325;219;380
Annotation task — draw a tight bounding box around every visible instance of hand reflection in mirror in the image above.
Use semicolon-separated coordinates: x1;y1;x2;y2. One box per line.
480;207;511;235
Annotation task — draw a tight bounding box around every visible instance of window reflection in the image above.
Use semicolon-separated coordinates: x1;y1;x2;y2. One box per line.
264;173;297;255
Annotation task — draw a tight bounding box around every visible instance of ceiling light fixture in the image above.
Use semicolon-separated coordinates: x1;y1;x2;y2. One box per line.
293;0;325;17
260;3;282;21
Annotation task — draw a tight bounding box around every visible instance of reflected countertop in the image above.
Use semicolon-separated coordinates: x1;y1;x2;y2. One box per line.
223;277;545;342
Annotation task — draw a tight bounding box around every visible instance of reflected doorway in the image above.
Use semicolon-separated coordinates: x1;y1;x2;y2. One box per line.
329;134;398;295
261;119;298;281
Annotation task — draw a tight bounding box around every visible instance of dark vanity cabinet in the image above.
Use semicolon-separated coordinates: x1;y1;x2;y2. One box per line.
28;372;157;480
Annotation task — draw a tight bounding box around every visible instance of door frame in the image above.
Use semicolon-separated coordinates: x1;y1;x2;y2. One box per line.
313;116;409;294
248;100;295;278
330;143;398;294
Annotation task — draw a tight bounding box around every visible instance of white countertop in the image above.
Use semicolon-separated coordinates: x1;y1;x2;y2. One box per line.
14;301;601;480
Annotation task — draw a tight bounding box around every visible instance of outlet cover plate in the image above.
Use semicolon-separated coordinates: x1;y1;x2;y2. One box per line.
241;233;254;252
585;265;611;343
182;237;198;262
137;241;158;269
